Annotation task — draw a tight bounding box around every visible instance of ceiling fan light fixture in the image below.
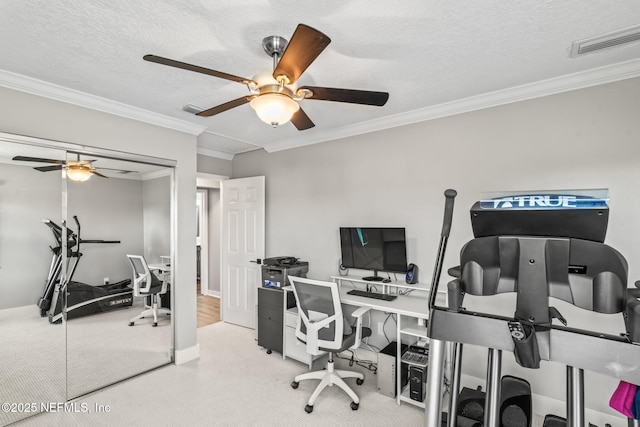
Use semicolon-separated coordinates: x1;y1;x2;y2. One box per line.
250;93;299;127
66;165;93;182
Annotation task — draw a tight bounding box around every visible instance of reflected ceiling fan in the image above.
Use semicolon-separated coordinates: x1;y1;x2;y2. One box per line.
12;154;137;182
144;23;389;130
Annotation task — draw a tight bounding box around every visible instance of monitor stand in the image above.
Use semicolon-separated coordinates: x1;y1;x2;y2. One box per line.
362;272;385;282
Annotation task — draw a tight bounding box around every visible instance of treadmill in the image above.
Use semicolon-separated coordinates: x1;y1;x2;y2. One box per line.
38;215;132;323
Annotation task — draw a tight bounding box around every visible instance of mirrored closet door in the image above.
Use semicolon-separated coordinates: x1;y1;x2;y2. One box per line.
0;134;175;423
0;140;67;425
65;151;174;398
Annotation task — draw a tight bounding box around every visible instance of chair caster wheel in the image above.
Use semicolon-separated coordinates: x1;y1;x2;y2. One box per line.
305;405;313;414
128;322;134;326
153;322;158;327
351;402;359;410
356;378;364;386
291;381;299;389
266;349;272;354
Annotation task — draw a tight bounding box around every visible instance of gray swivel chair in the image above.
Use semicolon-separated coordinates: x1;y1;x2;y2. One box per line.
126;254;170;327
288;276;372;413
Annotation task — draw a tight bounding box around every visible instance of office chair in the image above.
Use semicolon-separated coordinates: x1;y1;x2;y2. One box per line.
126;254;170;327
288;276;372;413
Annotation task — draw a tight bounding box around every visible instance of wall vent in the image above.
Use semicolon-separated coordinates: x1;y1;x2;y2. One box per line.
571;25;640;57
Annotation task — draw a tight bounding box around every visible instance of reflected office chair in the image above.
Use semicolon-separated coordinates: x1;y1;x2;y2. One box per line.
126;254;170;327
288;276;372;413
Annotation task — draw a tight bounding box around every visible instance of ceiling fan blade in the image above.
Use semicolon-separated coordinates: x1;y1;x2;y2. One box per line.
290;107;315;131
34;165;63;172
196;96;252;117
13;156;65;164
299;86;389;106
143;54;255;85
273;24;331;85
91;171;108;178
95;167;138;174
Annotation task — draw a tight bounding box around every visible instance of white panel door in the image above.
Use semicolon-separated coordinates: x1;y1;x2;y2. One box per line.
221;176;265;328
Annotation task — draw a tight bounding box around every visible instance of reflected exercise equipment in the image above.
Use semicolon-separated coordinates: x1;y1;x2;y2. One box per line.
38;215;132;323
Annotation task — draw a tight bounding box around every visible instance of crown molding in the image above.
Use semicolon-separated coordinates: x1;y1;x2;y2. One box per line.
196;145;234;161
0;69;207;136
262;58;640;153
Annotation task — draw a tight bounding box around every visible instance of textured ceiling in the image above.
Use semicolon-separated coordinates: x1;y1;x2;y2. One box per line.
1;1;640;159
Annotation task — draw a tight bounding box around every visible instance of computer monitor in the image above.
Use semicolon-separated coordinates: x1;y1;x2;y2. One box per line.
339;227;408;281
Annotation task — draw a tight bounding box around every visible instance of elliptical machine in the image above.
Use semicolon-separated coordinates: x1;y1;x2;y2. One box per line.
425;190;640;427
38;215;132;323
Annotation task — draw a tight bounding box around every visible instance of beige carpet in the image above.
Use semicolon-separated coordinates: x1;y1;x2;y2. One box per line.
1;301;171;426
15;321;425;426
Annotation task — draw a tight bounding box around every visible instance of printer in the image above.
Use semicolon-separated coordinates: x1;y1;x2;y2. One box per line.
261;257;309;289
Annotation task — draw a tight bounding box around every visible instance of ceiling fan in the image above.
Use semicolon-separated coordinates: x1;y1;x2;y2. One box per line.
143;23;389;130
12;154;137;182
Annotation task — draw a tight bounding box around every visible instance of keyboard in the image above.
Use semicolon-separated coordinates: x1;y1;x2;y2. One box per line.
347;289;397;301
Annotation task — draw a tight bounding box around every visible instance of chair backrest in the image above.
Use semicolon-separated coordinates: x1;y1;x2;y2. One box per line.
288;276;344;355
126;254;162;297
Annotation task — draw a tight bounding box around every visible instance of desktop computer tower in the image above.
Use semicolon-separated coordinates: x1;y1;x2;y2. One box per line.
409;365;427;402
377;341;408;398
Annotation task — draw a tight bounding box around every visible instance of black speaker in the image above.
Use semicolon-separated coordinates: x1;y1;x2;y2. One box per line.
406;263;419;284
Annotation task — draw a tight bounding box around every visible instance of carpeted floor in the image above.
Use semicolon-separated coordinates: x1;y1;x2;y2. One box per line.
15;321;425;426
1;301;172;426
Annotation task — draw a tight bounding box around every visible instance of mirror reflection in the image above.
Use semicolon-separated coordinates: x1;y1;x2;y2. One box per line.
64;152;173;398
0;137;174;424
0;141;66;425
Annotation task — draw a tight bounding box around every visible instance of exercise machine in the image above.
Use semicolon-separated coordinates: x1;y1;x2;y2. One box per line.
425;190;640;427
38;215;132;323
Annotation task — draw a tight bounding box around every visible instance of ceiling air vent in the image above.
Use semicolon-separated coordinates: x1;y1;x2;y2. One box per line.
571;25;640;57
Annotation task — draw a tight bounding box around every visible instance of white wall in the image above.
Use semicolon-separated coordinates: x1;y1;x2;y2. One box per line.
231;76;640;419
0;86;198;356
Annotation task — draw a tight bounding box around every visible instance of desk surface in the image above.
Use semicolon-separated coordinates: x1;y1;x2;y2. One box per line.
148;263;171;272
339;286;429;318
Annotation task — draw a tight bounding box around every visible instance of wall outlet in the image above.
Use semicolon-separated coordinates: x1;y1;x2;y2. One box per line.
103;277;110;285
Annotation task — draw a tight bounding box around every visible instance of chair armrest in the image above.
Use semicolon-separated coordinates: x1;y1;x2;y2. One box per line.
351;306;371;319
349;306;371;351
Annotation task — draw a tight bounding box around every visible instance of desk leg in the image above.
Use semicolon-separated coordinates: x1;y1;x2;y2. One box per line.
425;338;445;427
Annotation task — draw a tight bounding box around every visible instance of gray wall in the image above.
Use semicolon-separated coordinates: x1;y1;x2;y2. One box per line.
231;76;640;415
0;162;62;309
208;188;221;293
68;173;144;287
0;86;198;356
197;154;232;177
143;174;171;264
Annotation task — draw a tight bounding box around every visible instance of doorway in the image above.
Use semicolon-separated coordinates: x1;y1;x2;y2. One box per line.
196;173;226;328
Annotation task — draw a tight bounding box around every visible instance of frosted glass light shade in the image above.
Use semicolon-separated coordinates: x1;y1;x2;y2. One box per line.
66;167;92;182
250;93;299;127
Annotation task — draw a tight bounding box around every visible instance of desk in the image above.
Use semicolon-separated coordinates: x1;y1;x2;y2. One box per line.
332;275;446;408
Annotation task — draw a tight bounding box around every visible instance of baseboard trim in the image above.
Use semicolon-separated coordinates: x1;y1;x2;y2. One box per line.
174;343;200;365
205;291;220;298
